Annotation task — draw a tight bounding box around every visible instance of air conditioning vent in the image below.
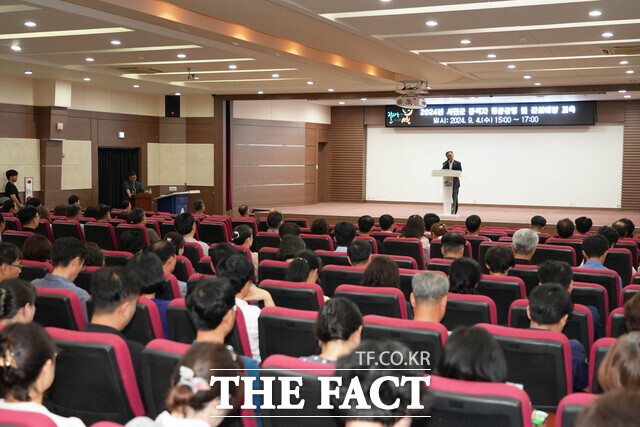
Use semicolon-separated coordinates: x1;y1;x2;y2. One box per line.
601;45;640;55
113;67;162;74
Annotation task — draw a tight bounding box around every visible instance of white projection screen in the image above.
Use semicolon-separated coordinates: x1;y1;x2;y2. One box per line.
366;124;623;208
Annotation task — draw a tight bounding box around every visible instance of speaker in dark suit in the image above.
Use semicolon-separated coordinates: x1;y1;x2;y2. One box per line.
442;151;462;214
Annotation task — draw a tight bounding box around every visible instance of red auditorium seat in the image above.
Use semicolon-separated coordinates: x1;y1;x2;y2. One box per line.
34;286;86;330
259;279;325;311
0;409;57;427
477;274;526;325
19;259;52;281
335;284;408;319
84;222;118;250
258;306;318;360
589;337;616;394
556;393;598;427
442;293;498;329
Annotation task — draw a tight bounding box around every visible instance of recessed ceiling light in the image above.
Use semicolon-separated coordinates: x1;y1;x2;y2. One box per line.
177;53;186;59
627;70;635;74
507;64;516;69
257;90;264;94
620;60;629;65
228;64;237;69
85;57;94;62
361;98;367;101
328;88;335;92
460;39;471;44
339;101;345;105
10;45;21;52
24;21;36;27
589;10;602;17
619;89;627;93
307;81;314;85
487;53;496;58
83;77;91;81
110;40;121;45
523;75;532;79
133;84;140;88
534;82;541;86
174;92;181;96
602;32;613;38
380;0;391;2
271;73;280;78
24;70;32;75
624;95;631;98
426;20;438;27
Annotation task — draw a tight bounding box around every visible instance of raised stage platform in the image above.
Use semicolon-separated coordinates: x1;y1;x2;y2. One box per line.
254;202;640;232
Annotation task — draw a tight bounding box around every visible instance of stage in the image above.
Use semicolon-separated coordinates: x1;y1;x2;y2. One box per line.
254;202;640;232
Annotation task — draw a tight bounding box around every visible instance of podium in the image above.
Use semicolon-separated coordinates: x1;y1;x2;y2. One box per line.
154;190;201;214
131;193;152;211
431;170;463;218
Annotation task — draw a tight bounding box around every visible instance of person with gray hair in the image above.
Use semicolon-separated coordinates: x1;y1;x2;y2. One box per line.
512;228;538;265
410;271;449;323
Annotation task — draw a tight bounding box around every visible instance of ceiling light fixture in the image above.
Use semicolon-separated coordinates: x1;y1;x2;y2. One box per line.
627;70;635;74
328;88;335;92
339;101;345;105
426;20;438;26
83;77;91;81
257;90;264;94
507;64;516;69
110;40;121;45
602;32;613;38
487;53;496;58
228;64;237;69
133;84;140;88
523;74;532;79
307;81;314;85
177;53;186;58
620;60;629;65
460;39;471;44
24;70;32;75
10;45;21;52
85;57;94;62
589;10;602;17
624;95;631;98
361;98;368;101
619;89;627;93
174;92;181;96
534;82;541;86
24;21;36;27
271;73;279;78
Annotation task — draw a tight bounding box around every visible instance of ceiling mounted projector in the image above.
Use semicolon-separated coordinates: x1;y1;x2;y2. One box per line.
396;96;427;109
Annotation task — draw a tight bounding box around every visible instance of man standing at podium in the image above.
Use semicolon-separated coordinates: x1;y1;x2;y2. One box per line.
442;151;461;214
123;170;149;200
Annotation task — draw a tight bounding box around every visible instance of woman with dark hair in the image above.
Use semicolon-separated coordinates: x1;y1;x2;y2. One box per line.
164;232;185;256
0;243;22;281
284;249;323;284
36;205;51;223
231;224;258;276
300;297;362;364
437;326;508;383
22;234;52;263
449;257;482;294
276;235;306;262
0;323;86;426
310;218;330;235
597;331;640;392
126;342;244;427
399;214;430;266
361;256;413;318
484;245;515;276
0;279;36;324
84;242;105;267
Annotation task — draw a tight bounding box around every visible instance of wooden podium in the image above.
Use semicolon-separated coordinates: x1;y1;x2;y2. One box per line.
131;193;152;211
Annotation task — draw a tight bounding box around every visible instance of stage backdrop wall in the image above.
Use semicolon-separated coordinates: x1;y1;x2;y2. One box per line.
366;124;623;208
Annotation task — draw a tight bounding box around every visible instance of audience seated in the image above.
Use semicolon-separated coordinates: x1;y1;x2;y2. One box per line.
126;342;243;427
2;200;18;215
410;271;449;323
310;218;330;235
576;389;640;427
83;206;97;219
266;211;283;233
68;195;80;206
284;249;322;283
465;214;482;236
36;205;51;223
131;208;160;244
163;232;185;256
612;218;635;239
119;230;147;254
193;199;206;215
334;221;357;252
0;278;36;324
22;234;52;263
25;197;41;208
597;331;640;392
238;203;250;217
0;322;86;426
624;293;640;332
83;266;144;394
527;284;588;391
95;204;112;223
556;218;575;239
579;234;622;292
575;216;593;235
379;214;395;233
449;258;482;295
231;224;259;275
361;256;413;319
32;237;89;320
399;214;429;266
279;222;300;239
441;232;465;259
117;200;132;222
484;245;515;276
357;215;374;237
52;205;66;217
530;215;547;233
0;243;22;281
597;225;618;248
0;215;4;236
149;240;185;297
512;228;538;265
423;213;440;236
16;205;39;232
347;240;372;268
174;213;209;254
216;254;274;361
127;252;170;337
276;235;306;262
300;297;362;364
83;242;105;267
437;326;507;383
431;222;448;238
66;204;84;236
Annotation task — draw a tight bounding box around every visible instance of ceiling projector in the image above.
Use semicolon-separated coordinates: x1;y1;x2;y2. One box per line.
396;96;427;109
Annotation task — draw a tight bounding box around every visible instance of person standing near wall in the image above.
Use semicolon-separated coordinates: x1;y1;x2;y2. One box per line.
442;151;462;214
4;170;24;209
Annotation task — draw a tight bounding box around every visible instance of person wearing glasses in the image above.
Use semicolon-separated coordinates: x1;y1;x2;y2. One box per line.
0;243;22;281
0;322;86;426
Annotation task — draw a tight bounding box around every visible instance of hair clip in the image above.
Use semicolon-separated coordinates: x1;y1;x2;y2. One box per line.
294;257;309;263
225;345;238;362
177;365;210;393
232;231;240;239
0;349;18;370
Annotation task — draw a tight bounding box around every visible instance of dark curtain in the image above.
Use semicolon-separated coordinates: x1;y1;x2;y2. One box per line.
98;148;139;208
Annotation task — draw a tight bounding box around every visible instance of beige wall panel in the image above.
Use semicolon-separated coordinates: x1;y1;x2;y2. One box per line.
147;165;160;186
233;184;306;206
147;143;160;167
234;100;330;124
0;76;34;106
233;124;305;145
186;164;214;186
186;144;214;165
182;95;214;118
61;140;91;190
0;138;41;191
234;146;305;165
61;140;91;165
159;143;186;166
233;166;305;186
71;84;159;116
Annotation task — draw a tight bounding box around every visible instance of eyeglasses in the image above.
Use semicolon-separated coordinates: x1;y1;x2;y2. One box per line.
10;263;22;271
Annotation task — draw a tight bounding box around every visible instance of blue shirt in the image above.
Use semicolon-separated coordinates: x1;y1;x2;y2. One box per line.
580;259;623;293
151;298;170;338
570;338;589;391
33;273;90;320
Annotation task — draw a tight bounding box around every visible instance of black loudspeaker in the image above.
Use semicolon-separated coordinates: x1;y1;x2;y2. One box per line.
165;95;180;117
